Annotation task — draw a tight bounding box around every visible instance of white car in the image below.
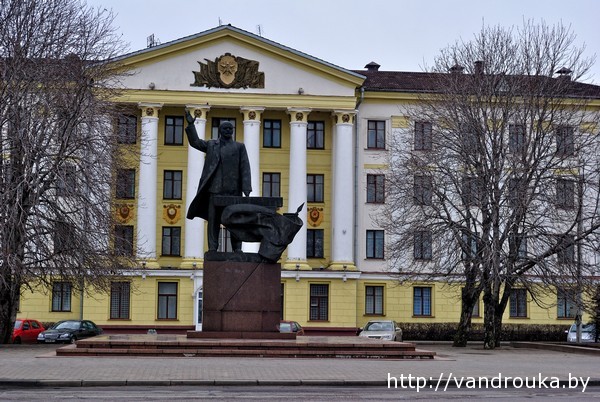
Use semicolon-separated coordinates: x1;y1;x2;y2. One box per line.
358;320;402;341
566;323;596;343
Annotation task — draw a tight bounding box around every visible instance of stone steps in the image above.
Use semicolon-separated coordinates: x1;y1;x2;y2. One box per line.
56;334;436;359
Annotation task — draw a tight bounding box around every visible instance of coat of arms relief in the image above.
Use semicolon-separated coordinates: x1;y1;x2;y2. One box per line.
191;52;265;89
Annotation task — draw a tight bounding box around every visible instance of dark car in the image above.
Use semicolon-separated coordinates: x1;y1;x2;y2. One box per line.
12;319;45;344
278;320;305;335
37;320;103;344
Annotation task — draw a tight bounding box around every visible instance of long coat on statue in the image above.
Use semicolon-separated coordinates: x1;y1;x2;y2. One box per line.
185;124;252;220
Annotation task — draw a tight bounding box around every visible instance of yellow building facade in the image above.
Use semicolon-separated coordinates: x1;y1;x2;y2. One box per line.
17;25;599;335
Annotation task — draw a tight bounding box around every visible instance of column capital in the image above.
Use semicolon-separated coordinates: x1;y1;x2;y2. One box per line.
332;110;357;125
186;104;211;120
240;106;265;122
138;103;163;118
287;108;311;123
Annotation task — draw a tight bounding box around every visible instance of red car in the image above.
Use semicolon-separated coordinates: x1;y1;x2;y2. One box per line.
12;319;45;343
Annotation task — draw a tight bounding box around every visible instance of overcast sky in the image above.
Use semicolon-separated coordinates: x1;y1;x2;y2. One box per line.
86;0;600;84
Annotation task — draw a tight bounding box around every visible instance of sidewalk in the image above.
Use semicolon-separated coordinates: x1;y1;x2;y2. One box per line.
0;342;598;387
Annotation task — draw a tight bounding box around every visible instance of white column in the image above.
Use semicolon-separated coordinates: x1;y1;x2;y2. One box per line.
240;107;264;253
136;103;162;264
331;111;357;269
184;105;210;263
285;108;311;268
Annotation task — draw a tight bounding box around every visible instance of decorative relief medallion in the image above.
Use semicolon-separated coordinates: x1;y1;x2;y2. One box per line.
342;114;350;123
191;52;265;89
307;206;324;227
146;108;154;117
163;204;181;224
194;109;203;118
248;111;256;120
295;112;304;122
116;204;134;224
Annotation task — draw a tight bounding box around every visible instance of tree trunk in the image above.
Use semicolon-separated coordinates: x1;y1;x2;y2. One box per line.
0;279;18;344
453;284;479;347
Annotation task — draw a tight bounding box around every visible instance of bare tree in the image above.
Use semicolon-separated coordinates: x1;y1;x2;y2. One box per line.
0;0;131;343
382;21;600;348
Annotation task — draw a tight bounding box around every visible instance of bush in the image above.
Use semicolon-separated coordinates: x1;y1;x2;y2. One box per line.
400;322;567;342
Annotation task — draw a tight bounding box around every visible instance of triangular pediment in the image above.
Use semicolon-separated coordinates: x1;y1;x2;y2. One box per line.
115;25;364;102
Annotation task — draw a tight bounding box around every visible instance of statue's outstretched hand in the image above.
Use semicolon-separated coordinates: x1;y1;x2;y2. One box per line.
184;110;195;124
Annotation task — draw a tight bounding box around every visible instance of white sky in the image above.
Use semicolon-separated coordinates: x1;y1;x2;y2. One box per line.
86;0;600;84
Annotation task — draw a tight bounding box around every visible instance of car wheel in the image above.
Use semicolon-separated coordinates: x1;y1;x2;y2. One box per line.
70;336;77;344
13;337;21;344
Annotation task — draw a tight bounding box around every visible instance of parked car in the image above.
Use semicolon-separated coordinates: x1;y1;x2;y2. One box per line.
358;320;402;341
37;320;103;344
12;319;45;344
566;323;596;343
278;320;305;335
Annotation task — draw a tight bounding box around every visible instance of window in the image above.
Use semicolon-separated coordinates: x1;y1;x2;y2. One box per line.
280;283;285;320
164;116;184;145
309;284;328;321
367;120;385;149
158;282;178;319
462;175;482;207
413;287;432;316
366;230;384;259
54;221;73;254
508;177;525;208
110;282;130;319
557;289;576;319
509;233;527;259
56;164;76;196
557;234;575;264
509;124;526;154
414;121;432;151
262;173;281;197
218;228;233;253
52;282;71;312
556;178;575;208
307;174;324;202
472;300;480;318
163;170;182;200
263;119;281;148
212;118;236;140
307;229;324;258
116;169;135;199
114;225;134;256
161;227;181;256
365;286;384;315
117;114;137;144
461;232;478;261
307;121;324;149
414;230;432;260
509;288;527;317
556;125;574;157
414;175;432;206
460;122;478;149
366;174;385;203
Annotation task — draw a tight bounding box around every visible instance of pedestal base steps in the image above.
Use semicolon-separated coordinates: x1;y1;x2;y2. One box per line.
56;334;435;359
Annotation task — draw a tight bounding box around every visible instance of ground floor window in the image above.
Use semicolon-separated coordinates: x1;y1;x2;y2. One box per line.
510;288;528;318
365;285;384;315
557;288;576;319
309;284;329;321
158;282;178;320
413;287;432;316
110;282;130;319
52;282;72;312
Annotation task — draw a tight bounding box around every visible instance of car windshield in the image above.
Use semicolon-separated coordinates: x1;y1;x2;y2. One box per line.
570;324;594;333
54;321;80;330
14;321;22;329
279;323;292;332
365;322;393;331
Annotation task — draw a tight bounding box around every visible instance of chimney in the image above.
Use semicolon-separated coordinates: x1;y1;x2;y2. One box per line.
365;62;380;72
474;60;484;76
555;67;572;81
449;64;464;74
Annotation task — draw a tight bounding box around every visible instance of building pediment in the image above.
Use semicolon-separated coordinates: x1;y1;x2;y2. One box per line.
114;25;364;102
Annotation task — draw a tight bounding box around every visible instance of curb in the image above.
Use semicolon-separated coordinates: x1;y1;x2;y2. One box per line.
0;378;599;388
